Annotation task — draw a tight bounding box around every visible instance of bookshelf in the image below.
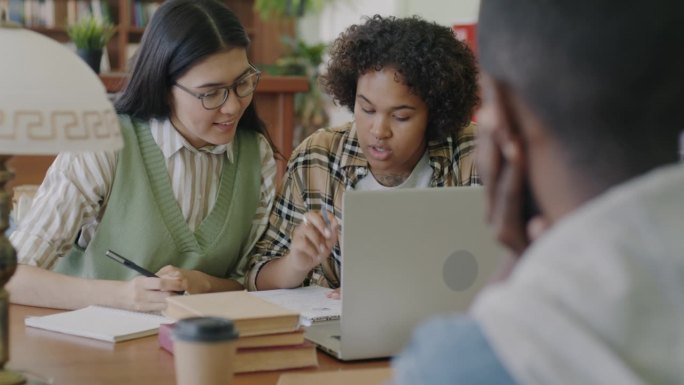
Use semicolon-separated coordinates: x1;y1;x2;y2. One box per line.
3;0;295;71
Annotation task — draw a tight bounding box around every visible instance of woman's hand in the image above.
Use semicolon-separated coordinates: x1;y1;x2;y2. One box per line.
327;287;341;300
119;275;184;312
285;210;339;273
156;265;213;294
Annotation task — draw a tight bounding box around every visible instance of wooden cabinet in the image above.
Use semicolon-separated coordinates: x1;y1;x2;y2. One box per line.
7;0;294;71
250;75;309;178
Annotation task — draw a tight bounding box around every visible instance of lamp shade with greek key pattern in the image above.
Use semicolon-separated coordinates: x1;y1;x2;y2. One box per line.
1;23;125;385
0;27;122;154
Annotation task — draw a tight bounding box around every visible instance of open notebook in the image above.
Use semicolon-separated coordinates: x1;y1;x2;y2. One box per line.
249;286;341;326
25;305;173;343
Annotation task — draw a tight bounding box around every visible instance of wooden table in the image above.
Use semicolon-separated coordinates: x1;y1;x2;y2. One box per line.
6;305;388;385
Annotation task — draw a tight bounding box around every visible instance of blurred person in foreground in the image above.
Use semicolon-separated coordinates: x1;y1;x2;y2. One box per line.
392;0;684;384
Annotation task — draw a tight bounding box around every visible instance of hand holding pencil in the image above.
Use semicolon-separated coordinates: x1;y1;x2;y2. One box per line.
287;209;339;273
106;250;185;296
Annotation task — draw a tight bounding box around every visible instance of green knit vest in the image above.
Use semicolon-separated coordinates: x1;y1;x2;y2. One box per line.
53;115;261;280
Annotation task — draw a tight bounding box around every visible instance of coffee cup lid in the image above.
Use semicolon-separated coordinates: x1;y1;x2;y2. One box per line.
173;317;239;342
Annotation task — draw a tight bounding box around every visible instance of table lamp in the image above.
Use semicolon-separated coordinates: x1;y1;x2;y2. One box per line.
0;18;123;385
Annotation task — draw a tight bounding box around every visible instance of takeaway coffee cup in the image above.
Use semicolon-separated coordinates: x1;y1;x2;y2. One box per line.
173;317;239;385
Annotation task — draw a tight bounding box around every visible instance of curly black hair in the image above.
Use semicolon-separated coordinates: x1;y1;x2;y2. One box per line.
321;15;479;140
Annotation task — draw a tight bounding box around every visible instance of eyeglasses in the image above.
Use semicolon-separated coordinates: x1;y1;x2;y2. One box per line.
174;66;261;110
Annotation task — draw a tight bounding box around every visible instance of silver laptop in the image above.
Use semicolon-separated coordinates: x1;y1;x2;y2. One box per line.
305;186;504;360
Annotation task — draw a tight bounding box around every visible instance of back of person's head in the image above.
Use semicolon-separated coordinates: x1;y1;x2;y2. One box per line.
115;0;250;120
322;15;479;141
478;0;684;186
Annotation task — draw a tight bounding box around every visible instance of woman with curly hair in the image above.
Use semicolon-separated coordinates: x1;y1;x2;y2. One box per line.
246;15;480;292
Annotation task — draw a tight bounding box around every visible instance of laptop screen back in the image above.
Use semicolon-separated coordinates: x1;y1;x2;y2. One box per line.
338;186;503;360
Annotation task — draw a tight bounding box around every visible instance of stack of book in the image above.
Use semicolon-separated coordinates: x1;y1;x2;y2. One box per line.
160;291;318;373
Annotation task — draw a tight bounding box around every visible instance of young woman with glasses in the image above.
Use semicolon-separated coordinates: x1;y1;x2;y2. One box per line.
246;15;480;294
8;0;278;311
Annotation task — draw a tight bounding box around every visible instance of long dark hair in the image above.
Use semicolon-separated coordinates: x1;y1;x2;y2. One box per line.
115;0;278;154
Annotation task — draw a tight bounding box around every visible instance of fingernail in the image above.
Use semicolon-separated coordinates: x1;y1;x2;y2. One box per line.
324;229;331;238
319;244;326;253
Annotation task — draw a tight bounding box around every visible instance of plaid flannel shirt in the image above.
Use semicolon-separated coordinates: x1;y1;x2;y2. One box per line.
246;121;480;290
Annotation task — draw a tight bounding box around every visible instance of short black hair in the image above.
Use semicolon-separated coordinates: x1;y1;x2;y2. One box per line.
115;0;274;151
321;15;479;141
479;0;684;183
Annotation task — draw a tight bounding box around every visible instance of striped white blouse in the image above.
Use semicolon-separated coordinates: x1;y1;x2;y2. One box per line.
9;118;276;279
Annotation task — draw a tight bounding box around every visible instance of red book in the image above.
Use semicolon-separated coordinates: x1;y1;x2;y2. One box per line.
159;323;317;373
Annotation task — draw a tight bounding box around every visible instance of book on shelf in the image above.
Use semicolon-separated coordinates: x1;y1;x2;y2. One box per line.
130;0;160;28
89;0;111;23
277;368;393;385
164;290;300;337
159;323;318;373
249;285;341;326
2;0;112;29
24;305;173;343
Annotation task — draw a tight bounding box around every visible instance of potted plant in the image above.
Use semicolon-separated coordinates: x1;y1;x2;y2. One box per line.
67;16;115;74
254;0;326;18
267;36;329;142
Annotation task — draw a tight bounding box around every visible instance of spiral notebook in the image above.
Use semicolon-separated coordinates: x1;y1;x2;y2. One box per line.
25;305;173;343
249;286;341;326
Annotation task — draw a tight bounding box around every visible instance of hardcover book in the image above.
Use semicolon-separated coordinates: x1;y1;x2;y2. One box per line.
158;323;305;349
164;290;300;336
159;323;317;373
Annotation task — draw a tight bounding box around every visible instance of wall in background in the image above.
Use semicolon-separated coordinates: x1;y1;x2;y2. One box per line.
397;0;479;26
298;0;481;126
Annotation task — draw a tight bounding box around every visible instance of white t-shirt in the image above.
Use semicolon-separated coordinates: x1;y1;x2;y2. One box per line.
472;164;684;385
354;151;432;191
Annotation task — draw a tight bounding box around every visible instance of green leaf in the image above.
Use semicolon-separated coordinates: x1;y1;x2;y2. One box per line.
67;15;115;50
254;0;326;20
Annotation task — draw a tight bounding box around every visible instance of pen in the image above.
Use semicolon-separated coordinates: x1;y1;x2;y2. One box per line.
320;208;340;267
105;250;185;295
105;249;156;277
321;207;332;228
